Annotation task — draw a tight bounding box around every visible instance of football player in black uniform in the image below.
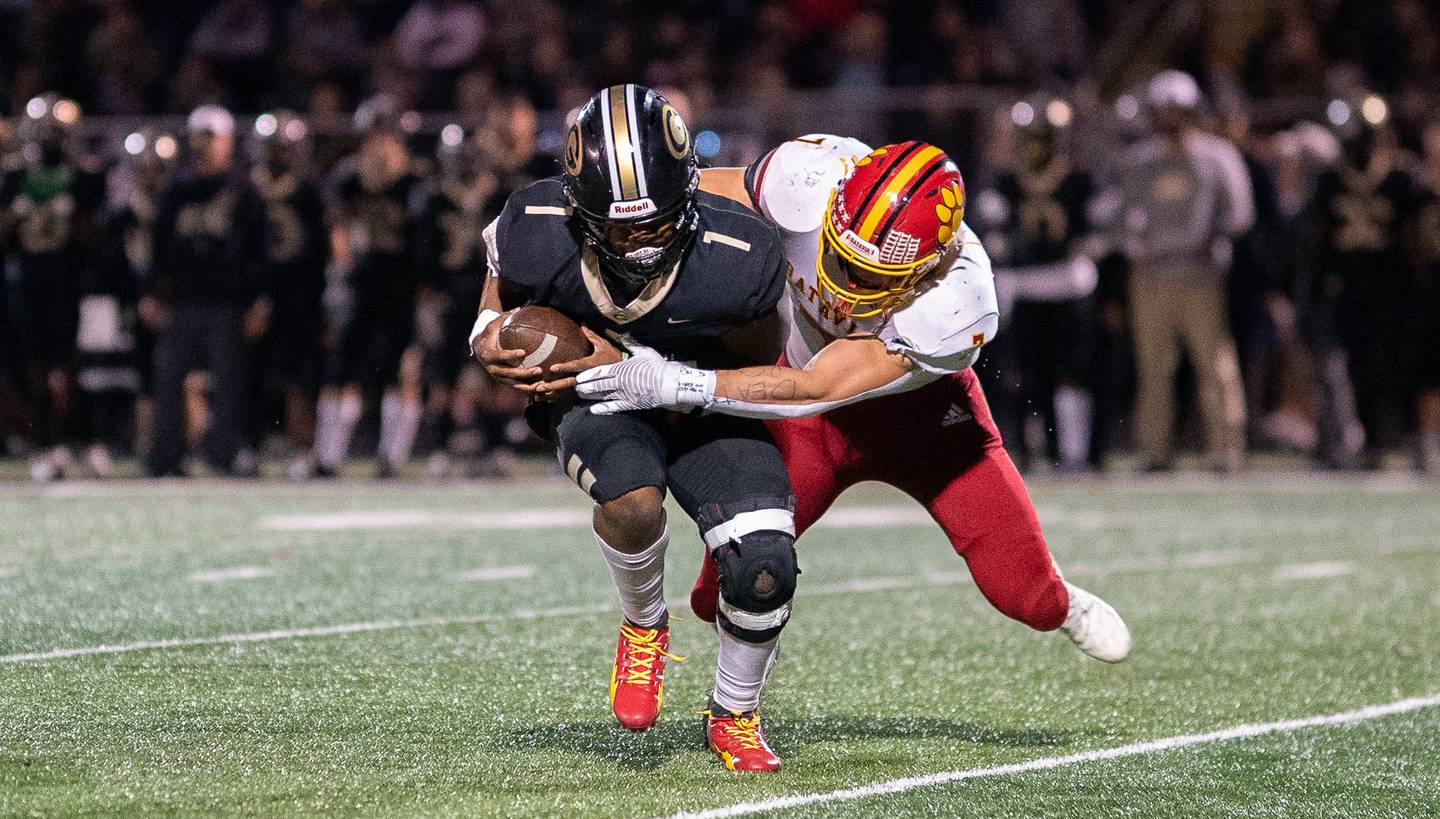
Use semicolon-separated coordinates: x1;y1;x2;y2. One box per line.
415;127;525;478
303;96;425;479
0;94;106;481
978;98;1097;471
1311;95;1420;466
473;85;795;770
252;111;330;458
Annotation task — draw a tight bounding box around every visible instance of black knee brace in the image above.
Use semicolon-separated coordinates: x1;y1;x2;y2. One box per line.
701;502;799;643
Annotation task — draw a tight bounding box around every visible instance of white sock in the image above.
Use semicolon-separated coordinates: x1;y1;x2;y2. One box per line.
312;394;337;460
319;394;362;468
1055;385;1093;468
380;395;422;466
594;523;669;628
712;626;779;713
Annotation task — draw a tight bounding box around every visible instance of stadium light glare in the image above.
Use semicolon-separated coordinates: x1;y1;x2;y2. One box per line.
124;133;146;156
254;114;278;138
284;119;308;141
1046;100;1073;128
1114;95;1139;121
1010;101;1035;127
440;123;464;147
1361;95;1388;125
695;129;722;158
53;100;80;125
25;96;47;119
1326;100;1351;127
155;135;178;159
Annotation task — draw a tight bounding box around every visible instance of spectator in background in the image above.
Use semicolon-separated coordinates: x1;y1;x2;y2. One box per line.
1119;71;1253;472
281;0;371;107
143;105;268;477
993;0;1088;85
84;0;162;115
189;0;273;112
393;0;486;111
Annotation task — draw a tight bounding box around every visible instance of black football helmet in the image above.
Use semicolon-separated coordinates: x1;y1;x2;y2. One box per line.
562;84;699;289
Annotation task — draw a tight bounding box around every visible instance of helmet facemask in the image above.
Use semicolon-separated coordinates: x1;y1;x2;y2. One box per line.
566;169;699;296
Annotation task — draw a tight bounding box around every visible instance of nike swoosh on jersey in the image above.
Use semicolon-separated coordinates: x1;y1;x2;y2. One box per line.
666;317;693;324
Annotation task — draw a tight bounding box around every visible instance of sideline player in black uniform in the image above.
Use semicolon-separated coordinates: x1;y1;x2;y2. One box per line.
473;85;795;770
303;96;425;478
0;94;106;481
252;111;330;456
978;98;1097;471
1311;95;1419;466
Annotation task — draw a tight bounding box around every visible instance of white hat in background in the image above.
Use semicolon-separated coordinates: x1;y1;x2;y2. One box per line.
1146;70;1202;111
187;104;235;137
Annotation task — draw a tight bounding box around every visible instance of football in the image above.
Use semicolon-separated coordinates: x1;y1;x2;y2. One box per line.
498;306;593;379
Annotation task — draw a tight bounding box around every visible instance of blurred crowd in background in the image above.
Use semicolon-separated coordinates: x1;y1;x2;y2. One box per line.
1;0;1438;480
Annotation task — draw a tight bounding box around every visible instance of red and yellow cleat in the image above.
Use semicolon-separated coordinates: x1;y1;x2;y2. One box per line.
689;551;721;622
609;622;684;732
705;705;781;772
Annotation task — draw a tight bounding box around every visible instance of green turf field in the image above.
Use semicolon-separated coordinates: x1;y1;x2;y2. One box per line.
2;474;1437;817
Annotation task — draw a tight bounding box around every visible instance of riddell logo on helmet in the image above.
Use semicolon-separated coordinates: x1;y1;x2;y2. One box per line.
608;198;657;218
839;229;880;261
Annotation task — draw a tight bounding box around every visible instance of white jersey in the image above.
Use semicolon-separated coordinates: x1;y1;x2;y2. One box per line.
750;135;999;378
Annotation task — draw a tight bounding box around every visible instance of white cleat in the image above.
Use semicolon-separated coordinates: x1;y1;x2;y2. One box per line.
1061;582;1131;663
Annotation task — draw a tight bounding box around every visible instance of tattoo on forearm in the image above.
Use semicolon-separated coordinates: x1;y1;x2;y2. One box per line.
738;377;798;401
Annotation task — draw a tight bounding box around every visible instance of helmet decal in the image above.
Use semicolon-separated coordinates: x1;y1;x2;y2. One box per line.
564;123;584;176
935;181;964;246
661;104;689;160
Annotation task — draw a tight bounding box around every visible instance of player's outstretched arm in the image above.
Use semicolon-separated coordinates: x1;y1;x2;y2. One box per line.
577;335;931;419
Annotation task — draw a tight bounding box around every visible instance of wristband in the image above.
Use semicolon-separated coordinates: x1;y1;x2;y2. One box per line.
468;308;502;351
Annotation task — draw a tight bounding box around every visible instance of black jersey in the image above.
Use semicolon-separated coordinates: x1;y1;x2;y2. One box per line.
991;166;1093;268
0;162;106;288
333;163;423;311
486;178;788;369
254;169;328;315
418;182;487;304
1312;160;1417;296
150;170;268;305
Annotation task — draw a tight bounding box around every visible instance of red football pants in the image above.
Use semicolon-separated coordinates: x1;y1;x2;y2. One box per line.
691;367;1069;631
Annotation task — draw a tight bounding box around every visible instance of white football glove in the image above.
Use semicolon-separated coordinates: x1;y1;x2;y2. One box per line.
575;342;716;415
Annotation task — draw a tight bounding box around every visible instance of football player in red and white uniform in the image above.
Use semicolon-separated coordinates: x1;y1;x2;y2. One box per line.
574;136;1132;772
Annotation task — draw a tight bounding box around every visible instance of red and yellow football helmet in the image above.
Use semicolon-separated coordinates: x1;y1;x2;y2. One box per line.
819;141;966;318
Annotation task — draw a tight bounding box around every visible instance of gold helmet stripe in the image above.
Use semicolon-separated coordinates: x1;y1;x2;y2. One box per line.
856;144;944;242
624;83;649;198
598;86;624;201
606;84;641;201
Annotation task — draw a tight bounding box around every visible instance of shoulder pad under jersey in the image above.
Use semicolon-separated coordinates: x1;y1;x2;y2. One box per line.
749;134;871;234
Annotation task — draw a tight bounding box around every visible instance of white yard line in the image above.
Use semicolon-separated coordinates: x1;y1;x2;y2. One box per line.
451;565;537;582
1273;561;1357;581
0;567;17;579
664;694;1440;819
0;604;612;664
188;566;276;583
